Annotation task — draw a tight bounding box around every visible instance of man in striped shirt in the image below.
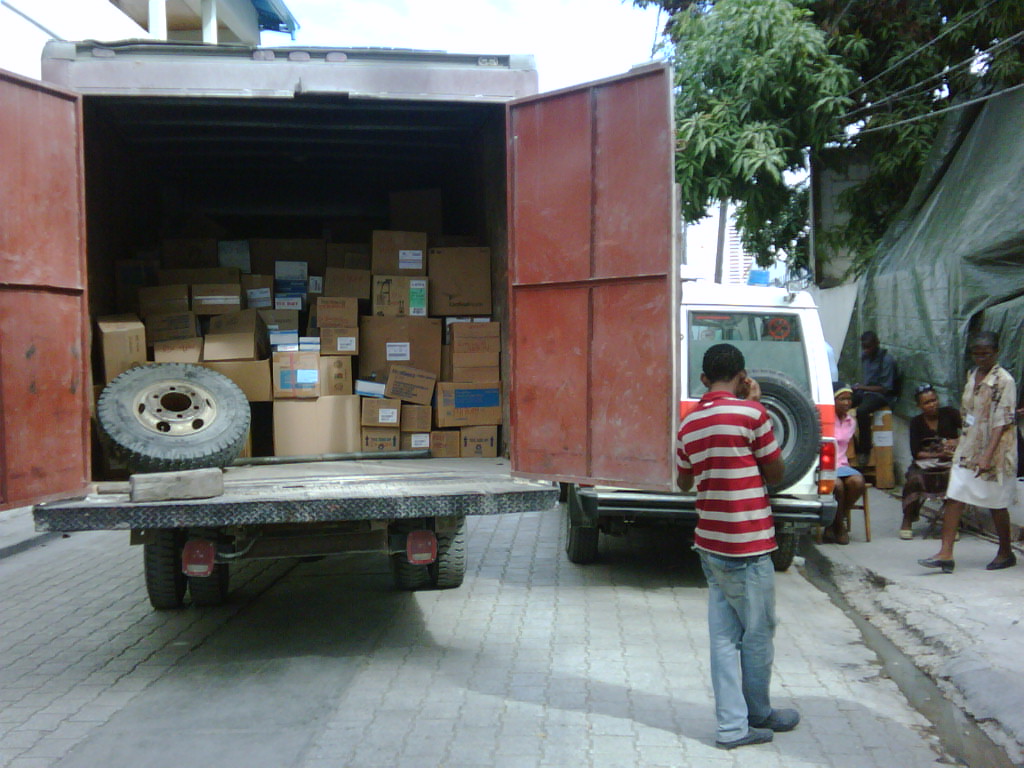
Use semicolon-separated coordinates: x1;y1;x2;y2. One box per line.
676;343;799;749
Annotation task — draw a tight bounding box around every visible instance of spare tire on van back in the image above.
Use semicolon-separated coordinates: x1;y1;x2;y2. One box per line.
97;363;250;473
746;368;820;493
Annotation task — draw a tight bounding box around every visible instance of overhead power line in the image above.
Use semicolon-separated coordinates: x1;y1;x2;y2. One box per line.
851;81;1024;136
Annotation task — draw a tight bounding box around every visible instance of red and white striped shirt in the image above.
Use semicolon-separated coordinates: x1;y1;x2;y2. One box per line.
676;390;781;557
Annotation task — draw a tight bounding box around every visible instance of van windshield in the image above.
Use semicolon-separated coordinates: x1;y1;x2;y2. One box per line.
686;311;809;396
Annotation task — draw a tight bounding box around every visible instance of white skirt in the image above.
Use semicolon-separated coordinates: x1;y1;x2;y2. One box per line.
945;465;1018;508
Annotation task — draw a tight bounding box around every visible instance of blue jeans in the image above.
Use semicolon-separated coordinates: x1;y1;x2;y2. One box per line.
699;550;777;741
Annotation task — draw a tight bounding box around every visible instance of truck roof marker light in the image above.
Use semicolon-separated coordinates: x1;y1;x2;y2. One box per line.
181;539;216;578
406;530;437;565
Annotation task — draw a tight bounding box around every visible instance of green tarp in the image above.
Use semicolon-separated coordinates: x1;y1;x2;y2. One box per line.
840;88;1024;417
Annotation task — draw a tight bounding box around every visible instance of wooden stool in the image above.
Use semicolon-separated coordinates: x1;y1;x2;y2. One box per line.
844;483;872;542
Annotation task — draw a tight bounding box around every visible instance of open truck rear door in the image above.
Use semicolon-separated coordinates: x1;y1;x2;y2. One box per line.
507;63;679;491
0;70;90;510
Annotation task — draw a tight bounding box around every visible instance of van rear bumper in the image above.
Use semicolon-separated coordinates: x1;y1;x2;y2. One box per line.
576;488;837;530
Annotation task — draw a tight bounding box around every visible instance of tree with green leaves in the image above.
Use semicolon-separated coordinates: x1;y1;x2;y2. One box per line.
636;0;1024;277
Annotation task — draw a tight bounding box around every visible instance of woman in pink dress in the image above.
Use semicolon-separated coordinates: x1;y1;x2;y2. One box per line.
828;384;865;544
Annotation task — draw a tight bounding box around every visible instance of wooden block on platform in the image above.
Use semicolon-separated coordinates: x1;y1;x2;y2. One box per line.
129;467;225;502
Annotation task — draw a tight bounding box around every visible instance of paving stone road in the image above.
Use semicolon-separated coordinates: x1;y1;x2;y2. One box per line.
0;506;951;767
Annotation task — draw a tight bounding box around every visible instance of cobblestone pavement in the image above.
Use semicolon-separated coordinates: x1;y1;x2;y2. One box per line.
0;507;950;768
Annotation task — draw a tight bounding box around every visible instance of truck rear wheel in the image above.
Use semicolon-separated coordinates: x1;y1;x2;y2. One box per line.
565;486;599;564
391;556;432;590
772;532;798;572
143;530;186;609
431;518;467;589
188;564;230;606
97;363;250;473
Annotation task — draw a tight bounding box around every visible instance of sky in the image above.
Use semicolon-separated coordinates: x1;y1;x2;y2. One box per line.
272;0;667;92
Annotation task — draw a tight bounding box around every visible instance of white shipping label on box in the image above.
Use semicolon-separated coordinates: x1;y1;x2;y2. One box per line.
398;249;423;270
196;295;241;306
386;342;411;361
409;279;427;317
410;433;430;448
270;329;299;346
308;275;324;294
296;369;319;386
873;430;894;447
335;335;357;353
246;287;273;308
379;408;399;424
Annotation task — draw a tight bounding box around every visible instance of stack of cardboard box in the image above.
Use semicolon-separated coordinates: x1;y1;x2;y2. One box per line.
94;189;503;461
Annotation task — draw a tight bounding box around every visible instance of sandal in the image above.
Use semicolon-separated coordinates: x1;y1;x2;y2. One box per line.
899;529;913;540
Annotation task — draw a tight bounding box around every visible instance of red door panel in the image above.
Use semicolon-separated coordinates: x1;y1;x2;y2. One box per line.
0;70;89;509
508;65;678;491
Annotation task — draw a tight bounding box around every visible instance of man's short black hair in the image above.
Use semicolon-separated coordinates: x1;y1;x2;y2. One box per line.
703;343;745;383
969;330;999;350
860;330;879;345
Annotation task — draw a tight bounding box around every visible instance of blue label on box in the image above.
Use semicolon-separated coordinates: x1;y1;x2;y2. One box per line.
453;387;500;408
279;370;318;389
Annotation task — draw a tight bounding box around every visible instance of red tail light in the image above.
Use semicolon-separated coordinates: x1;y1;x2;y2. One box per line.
818;440;836;495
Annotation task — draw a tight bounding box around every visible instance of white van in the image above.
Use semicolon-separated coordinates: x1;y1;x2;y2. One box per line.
565;281;839;571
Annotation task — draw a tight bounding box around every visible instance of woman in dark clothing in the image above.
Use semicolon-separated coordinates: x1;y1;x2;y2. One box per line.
900;384;961;538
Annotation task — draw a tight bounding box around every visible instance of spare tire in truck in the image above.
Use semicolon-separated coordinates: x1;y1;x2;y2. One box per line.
97;363;250;473
746;368;821;493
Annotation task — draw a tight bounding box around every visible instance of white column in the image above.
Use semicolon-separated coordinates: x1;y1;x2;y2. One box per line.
148;0;167;39
202;0;218;43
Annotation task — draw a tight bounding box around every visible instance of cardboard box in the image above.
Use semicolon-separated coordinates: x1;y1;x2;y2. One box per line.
434;381;501;427
452;366;501;383
428;247;491;316
161;238;218;268
385;365;437;405
248;238;326;277
323;267;372;299
320;327;359;356
372;276;428;317
319;356;353;396
451;334;501;354
218;240;251;272
139;284;190;318
449;320;500;342
389;188;443;238
461;426;498;458
400;432;432;450
355;379;387;398
272;350;321;398
144;311;198;346
275;261;308;281
202;359;272;402
430;430;462;458
273;395;361;456
359;316;442;382
325;242;371;270
452;351;499;369
361;397;402;427
361;427;400;452
158;267;240;286
96;315;146;383
153;337;202;363
401;404;432;433
274;294;304;311
371;230;428;276
241;274;274;309
258;309;300;331
192;283;243;315
204;310;268;361
317;296;359;327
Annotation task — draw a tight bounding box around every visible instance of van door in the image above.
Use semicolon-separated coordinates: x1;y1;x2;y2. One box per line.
0;71;90;509
507;64;679;491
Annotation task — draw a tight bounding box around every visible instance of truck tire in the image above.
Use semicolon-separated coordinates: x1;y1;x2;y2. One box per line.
97;363;250;473
747;369;821;493
565;486;599;564
431;518;467;589
144;530;186;609
771;532;798;572
188;564;230;606
391;555;431;591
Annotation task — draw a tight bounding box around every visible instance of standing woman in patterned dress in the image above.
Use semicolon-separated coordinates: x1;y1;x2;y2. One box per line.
919;331;1018;573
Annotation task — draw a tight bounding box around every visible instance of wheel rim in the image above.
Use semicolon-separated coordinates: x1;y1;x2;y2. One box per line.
762;396;799;461
131;378;219;437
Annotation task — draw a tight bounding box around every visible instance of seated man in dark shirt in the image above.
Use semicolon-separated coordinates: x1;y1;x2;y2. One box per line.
852;330;898;465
